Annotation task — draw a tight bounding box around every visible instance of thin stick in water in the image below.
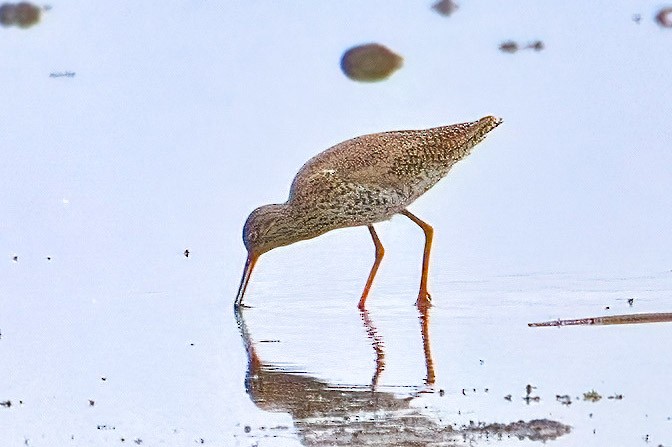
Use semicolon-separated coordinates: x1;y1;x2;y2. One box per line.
529;312;672;327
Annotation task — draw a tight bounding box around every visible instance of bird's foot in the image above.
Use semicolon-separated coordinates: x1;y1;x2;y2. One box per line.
234;302;253;311
415;291;432;310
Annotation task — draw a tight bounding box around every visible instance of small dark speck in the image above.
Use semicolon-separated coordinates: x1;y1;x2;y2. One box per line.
439;389;445;397
101;377;107;382
88;400;95;406
12;255;18;262
244;425;251;433
49;72;76;78
525;40;544;51
605;306;610;310
504;394;512;401
479;359;484;365
1;400;11;408
46;257;52;261
190;343;194;346
627;298;634;306
632;13;641;24
198;439;205;444
525;384;535;396
499;41;518;53
184;249;190;258
134;439;143;445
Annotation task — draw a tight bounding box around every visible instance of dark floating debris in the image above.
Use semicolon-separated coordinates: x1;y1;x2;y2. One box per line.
529;312;672;327
524;384;540;404
0;400;11;408
184;249;190;258
526;40;544;51
0;2;41;28
583;390;602;402
432;0;458;17
627;298;634;306
556;394;572;406
499;40;518;54
340;43;403;82
49;71;75;78
656;7;672;28
12;255;18;262
499;40;544;54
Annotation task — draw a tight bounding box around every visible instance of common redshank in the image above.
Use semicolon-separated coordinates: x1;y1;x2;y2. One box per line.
235;116;502;309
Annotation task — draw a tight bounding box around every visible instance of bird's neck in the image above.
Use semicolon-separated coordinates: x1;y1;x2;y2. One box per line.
283;202;333;243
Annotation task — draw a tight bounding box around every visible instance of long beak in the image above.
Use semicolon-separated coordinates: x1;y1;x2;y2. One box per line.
235;253;258;308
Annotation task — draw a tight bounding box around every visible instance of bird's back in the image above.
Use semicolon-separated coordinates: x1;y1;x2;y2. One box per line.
289;116;502;209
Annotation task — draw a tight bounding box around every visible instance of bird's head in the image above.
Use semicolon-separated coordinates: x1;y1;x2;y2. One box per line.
235;204;294;307
242;204;298;256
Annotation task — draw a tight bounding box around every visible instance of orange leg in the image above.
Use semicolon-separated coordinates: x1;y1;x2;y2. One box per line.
358;225;385;310
400;209;433;309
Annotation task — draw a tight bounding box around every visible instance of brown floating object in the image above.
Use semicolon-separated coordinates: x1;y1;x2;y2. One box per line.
340;43;403;82
529;312;672;327
656;7;672;28
235;116;503;309
432;0;459;17
499;41;519;54
0;2;41;28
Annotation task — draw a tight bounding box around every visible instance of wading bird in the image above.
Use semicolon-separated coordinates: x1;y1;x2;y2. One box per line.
235;116;502;309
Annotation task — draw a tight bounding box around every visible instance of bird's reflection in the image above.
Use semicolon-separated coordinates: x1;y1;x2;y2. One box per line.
358;309;385;389
359;305;435;389
234;303;570;446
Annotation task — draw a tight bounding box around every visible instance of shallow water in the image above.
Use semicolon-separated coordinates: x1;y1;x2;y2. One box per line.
233;261;672;446
2;2;672;446
3;244;671;446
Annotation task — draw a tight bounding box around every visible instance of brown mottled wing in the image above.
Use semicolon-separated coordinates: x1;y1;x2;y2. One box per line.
288;132;411;206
